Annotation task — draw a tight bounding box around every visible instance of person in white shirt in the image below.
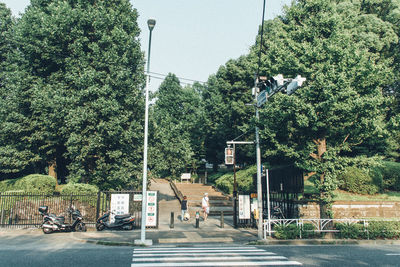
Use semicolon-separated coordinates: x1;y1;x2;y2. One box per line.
202;193;209;221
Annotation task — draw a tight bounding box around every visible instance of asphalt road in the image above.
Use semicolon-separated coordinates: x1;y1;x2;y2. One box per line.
0;233;399;267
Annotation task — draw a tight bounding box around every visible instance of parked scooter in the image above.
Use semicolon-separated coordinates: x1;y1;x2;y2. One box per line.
39;206;87;234
96;211;135;231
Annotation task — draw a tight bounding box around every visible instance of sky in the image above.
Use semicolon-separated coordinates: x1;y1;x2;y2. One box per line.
0;0;291;91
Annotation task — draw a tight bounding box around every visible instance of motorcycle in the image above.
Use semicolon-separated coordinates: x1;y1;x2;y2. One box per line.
96;211;135;231
39;206;87;234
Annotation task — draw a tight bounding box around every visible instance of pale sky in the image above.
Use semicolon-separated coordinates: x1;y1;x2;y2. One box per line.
1;0;291;91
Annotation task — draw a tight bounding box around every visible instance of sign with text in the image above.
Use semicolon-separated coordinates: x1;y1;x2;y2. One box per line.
238;195;251;219
146;191;157;227
110;194;129;223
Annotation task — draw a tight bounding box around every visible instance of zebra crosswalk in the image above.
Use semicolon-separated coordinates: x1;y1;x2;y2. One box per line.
132;246;302;266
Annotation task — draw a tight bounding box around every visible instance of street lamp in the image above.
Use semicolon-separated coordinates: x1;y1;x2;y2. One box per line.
138;18;156;246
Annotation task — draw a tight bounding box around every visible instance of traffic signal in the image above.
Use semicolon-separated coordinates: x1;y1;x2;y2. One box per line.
225;147;234;165
286;75;306;95
257;74;285;95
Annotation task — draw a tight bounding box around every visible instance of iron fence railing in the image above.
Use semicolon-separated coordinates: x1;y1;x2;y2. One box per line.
263;218;400;239
0;191;157;229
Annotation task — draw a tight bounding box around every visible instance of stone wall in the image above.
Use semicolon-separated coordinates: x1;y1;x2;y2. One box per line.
298;201;400;219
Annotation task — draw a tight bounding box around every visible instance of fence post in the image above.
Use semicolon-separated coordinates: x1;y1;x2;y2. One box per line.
9;208;13;225
96;191;101;220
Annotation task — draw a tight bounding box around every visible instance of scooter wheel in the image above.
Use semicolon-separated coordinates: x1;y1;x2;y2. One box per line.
96;223;105;231
77;223;87;232
43;227;53;234
123;224;134;231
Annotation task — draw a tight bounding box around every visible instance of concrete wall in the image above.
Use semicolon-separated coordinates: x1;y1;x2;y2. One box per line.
298;201;400;219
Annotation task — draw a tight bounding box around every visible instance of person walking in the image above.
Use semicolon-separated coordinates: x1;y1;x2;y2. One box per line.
202;193;209;221
181;196;189;221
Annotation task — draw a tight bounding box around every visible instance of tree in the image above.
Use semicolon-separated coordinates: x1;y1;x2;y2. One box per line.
252;0;399;217
1;0;145;189
150;74;205;177
202;57;255;168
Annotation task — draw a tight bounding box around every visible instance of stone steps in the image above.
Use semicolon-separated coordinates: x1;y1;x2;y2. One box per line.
173;182;233;216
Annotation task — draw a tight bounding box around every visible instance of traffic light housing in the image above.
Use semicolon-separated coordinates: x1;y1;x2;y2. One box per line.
225;147;234;165
286;75;306;95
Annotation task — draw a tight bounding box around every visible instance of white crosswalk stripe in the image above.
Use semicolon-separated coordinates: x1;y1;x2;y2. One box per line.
132;246;302;266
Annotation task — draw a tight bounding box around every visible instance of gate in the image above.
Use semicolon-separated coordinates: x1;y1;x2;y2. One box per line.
0;191;159;229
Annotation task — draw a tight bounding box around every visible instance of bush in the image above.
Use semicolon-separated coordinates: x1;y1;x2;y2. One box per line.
371;161;400;191
0;174;56;195
60;183;99;195
367;221;400;239
274;224;300;239
335;223;367;239
338;167;379;195
214;165;257;194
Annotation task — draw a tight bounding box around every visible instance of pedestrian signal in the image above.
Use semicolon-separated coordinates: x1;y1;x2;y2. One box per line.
225;147;234;165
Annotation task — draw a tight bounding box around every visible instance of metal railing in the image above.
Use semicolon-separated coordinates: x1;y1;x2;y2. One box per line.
0;191;156;229
263;218;400;239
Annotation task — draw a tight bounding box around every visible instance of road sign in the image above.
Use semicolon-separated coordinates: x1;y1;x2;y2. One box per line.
257;90;267;107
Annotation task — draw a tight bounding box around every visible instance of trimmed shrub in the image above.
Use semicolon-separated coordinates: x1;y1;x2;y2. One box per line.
60;183;99;195
0;174;56;195
367;221;400;239
335;223;367;239
301;223;322;239
274;224;300;239
338;167;379;195
372;161;400;191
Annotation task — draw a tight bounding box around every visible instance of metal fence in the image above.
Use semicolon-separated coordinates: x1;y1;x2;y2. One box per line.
0;191;157;229
263;218;400;239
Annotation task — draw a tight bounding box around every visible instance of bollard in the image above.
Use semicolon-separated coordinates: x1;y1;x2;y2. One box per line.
170;212;174;228
195;211;200;228
220;210;224;228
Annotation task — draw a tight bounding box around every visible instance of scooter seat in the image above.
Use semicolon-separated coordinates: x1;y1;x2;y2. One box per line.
115;214;130;220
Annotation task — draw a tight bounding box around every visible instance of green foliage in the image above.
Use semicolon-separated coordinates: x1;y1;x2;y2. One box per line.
371;161;400;191
150;74;206;178
367;221;400;239
214;165;257;194
60;182;99;195
338;167;379;195
273;223;321;239
335;223;367;239
336;221;400;239
0;174;56;194
0;0;145;189
274;224;300;239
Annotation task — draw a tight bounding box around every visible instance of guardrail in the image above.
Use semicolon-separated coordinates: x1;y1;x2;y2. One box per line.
263;218;400;239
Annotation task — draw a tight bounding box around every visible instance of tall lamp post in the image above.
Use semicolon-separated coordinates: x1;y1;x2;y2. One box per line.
138;18;156;246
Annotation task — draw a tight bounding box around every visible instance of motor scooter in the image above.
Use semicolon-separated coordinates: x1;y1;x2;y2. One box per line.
96;211;135;231
39;206;87;234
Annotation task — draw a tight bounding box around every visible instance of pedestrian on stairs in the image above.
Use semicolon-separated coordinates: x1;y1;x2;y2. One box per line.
181;196;189;221
202;193;209;221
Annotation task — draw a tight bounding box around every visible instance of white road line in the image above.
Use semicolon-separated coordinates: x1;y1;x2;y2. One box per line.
133;249;266;254
134;247;261;251
133;252;276;257
133;255;287;262
131;261;302;266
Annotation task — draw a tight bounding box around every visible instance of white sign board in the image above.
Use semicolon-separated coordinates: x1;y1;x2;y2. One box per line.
110;194;130;223
238;195;251;219
146;191;157;227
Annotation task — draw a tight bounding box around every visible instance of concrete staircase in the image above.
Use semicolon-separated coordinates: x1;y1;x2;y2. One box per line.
174;182;233;216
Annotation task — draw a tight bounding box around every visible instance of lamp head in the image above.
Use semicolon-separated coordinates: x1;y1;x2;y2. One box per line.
147;19;156;31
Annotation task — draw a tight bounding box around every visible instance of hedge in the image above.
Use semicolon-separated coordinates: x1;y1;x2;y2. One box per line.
0;174;56;195
60;183;99;195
